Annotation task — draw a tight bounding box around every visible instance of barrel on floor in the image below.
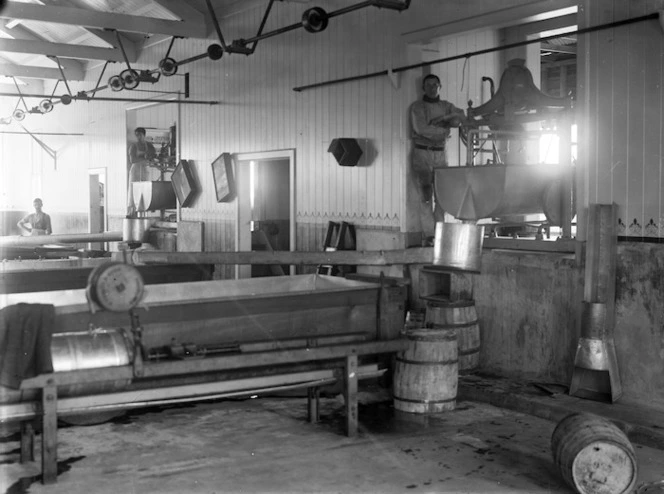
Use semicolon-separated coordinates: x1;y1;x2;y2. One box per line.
551;413;638;494
393;328;458;414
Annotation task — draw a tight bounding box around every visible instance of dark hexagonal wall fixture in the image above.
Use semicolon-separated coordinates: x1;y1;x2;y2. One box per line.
328;138;363;167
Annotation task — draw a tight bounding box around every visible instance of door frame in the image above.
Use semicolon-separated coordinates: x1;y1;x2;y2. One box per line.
234;149;296;278
88;167;107;250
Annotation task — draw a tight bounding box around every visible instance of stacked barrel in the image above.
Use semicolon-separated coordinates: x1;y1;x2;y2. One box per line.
393;222;484;414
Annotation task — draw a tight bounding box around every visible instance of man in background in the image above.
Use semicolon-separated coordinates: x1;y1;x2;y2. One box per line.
409;74;466;244
17;198;52;235
127;127;157;216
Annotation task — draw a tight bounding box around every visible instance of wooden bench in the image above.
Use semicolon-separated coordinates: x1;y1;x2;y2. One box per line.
1;339;407;484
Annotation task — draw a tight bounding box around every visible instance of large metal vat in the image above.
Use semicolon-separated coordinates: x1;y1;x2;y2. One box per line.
132;181;176;212
1;274;381;360
0;275;382;407
435;164;573;226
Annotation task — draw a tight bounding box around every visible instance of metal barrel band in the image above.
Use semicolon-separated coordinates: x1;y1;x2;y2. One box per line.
458;346;481;356
396;357;458;366
429;321;479;330
426;299;475;308
393;396;456;405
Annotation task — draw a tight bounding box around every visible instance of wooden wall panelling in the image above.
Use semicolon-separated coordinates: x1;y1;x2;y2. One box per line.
642;0;664;238
625;1;647;237
609;1;630;233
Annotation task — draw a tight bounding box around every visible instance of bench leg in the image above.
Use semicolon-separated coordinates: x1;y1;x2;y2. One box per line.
344;355;358;437
20;420;35;463
307;386;320;423
41;382;58;484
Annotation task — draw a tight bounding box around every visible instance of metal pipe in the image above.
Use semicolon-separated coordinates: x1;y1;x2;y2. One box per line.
176;52;209;66
53;56;73;96
245;0;277;53
0;231;122;247
293;12;659;92
205;0;229;50
0;131;84;136
327;1;374;19
0;92;220;105
241;20;302;44
125;247;434;266
91;61;109;99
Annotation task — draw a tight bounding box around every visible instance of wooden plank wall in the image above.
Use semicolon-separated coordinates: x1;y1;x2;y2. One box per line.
579;0;664;239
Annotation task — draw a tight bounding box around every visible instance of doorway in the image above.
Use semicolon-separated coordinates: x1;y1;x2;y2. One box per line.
235;149;296;279
88;168;106;251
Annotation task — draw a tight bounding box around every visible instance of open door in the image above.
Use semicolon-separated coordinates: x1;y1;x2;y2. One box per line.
88;168;106;251
235;150;296;279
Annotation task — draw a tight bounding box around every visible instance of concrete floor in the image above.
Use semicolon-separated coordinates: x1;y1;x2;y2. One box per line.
1;387;663;494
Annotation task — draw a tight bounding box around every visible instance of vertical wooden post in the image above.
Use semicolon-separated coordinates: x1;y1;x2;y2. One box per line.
20;420;35;463
307;387;320;423
344;355;358;437
41;381;58;484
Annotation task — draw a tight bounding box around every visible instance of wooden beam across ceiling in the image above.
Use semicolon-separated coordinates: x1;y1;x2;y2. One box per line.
0;25;86;77
151;0;205;25
0;2;206;38
0;38;134;63
0;63;85;81
541;42;577;55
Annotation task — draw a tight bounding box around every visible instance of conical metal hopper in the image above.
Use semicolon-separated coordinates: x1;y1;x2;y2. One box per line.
434;164;573;226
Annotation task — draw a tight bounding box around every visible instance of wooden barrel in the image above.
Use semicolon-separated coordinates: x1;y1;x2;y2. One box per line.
551;413;638;494
393;328;458;414
425;299;480;373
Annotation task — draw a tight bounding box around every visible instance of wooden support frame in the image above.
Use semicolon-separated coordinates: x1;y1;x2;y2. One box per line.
5;339;408;484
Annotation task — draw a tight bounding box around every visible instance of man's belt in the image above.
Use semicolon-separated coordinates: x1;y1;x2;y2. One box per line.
414;144;445;151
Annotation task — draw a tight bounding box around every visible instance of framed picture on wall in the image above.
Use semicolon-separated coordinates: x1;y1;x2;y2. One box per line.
171;159;198;207
212;153;235;202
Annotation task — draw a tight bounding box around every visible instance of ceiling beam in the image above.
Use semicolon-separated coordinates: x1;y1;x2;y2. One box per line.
520;13;577;35
0;63;85;81
0;25;86;75
0;38;134;63
152;0;205;24
39;0;138;60
0;2;206;38
402;0;577;44
0;80;44;95
541;43;577;55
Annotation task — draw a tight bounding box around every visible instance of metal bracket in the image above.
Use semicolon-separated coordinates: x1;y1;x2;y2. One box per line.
19;124;57;170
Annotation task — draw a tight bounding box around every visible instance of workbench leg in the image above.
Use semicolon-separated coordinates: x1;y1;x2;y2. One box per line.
344;355;358;438
307;386;320;423
20;420;35;463
41;383;58;484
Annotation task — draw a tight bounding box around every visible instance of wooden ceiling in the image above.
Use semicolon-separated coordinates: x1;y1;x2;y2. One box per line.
0;0;277;87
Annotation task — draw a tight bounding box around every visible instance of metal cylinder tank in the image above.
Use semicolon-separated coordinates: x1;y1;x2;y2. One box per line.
122;217;156;243
433;222;485;273
51;328;134;397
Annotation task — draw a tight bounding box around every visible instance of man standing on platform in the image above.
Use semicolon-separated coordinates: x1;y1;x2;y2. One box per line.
409;74;466;245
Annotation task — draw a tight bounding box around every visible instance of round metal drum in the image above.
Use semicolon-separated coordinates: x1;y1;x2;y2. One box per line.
433;222;484;273
51;328;133;425
51;328;134;397
87;262;145;312
122;217;156;243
